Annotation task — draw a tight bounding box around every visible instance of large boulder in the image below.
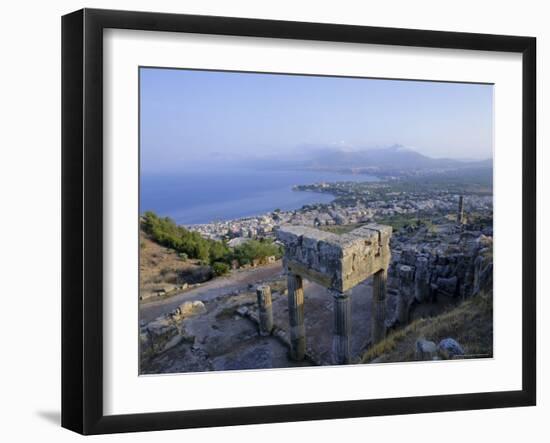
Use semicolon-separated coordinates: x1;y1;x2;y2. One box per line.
140;301;206;361
415;339;438;361
141;318;179;358
171;300;207;320
438;338;465;359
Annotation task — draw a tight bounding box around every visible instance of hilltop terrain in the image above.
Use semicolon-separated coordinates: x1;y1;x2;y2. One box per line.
139;167;493;373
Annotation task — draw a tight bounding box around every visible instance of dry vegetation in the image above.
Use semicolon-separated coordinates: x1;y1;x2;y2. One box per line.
362;291;493;363
140;232;212;301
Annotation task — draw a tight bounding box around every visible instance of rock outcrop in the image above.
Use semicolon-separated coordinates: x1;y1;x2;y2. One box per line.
140;300;207;364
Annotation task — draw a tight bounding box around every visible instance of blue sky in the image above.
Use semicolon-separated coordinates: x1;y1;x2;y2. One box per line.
140;67;493;174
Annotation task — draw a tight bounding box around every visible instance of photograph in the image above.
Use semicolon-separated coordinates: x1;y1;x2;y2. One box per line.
138;67;494;374
0;0;543;439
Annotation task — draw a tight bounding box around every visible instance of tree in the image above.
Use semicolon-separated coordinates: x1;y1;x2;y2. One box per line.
141;211;282;271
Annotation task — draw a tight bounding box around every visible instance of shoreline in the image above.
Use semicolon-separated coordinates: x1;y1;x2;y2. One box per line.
182;189;336;229
141;169;379;227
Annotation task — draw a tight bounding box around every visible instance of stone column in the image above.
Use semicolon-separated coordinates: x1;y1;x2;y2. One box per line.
332;291;352;364
397;264;415;325
287;273;305;361
256;285;273;336
372;268;387;344
457;195;464;224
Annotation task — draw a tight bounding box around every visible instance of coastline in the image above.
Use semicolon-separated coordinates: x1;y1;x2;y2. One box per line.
183;189;336;228
141;169;378;226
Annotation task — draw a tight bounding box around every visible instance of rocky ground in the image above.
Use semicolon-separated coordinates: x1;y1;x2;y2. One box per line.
140;268;387;374
139;260;284;323
140;213;493;374
363;291;493;363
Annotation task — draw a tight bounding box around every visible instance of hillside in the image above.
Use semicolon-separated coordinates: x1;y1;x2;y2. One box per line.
140;231;213;301
140;211;284;301
362;292;493;363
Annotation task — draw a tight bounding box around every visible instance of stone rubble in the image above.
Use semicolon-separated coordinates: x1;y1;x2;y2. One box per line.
140;300;207;363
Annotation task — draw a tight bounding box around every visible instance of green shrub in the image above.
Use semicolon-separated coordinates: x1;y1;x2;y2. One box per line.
231;239;282;266
212;261;230;276
141;212;281;271
141;211;230;264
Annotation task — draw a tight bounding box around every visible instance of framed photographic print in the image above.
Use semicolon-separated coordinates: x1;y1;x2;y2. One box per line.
61;8;536;435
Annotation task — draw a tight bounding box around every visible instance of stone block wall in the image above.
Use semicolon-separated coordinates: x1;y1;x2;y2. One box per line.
277;224;392;292
391;234;493;303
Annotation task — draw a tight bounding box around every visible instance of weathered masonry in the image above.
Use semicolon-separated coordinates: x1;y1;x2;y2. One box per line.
457;195;465;224
276;224;392;365
256;285;274;336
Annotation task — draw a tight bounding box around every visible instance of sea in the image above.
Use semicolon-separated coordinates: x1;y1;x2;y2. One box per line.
140;168;377;225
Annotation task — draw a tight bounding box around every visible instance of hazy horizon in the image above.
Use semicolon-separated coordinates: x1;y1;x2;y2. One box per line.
140;68;494;174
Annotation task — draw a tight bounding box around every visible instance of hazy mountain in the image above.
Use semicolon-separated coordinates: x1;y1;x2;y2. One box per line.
241;144;492;177
301;144;492;173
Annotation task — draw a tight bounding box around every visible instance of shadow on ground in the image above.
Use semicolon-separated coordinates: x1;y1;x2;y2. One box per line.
36;410;60;426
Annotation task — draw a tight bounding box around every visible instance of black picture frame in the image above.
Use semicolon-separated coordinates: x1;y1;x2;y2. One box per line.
61;8;536;435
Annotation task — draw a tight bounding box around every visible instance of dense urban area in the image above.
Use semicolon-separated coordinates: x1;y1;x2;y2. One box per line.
189;173;492;242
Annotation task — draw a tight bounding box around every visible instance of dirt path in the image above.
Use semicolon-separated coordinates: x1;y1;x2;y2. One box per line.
139;261;284;323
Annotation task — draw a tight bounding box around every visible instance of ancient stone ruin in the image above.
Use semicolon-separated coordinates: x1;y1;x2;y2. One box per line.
457;195;465;225
276;224;392;365
389;233;493;326
140;200;492;372
256;284;274;336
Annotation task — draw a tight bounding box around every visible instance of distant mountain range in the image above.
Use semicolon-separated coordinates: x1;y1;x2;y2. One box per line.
301;144;491;173
239;144;492;177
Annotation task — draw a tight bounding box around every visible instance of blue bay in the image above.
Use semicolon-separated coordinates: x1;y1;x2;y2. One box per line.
140;168;376;225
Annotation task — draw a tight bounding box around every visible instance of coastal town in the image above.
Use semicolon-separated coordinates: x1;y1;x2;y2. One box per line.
187;177;493;243
139;172;494;373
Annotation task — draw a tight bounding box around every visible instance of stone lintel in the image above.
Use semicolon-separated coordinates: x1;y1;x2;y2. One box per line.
286;260;333;289
277;224;392;292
